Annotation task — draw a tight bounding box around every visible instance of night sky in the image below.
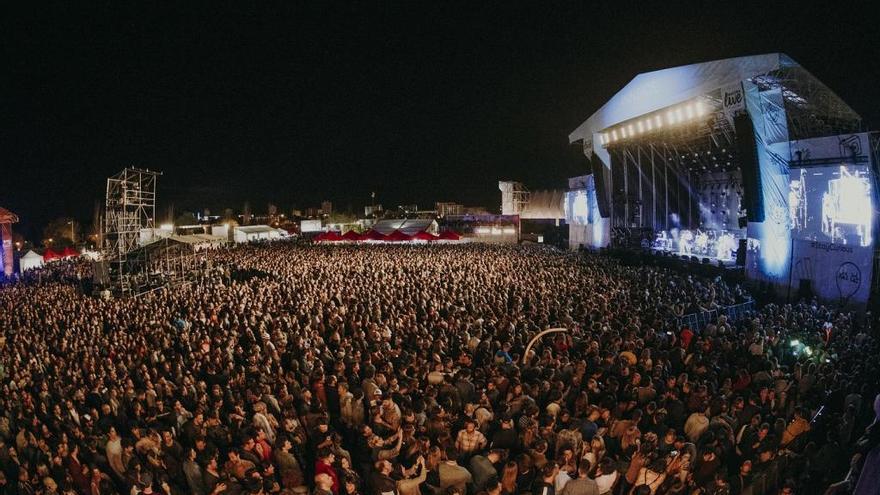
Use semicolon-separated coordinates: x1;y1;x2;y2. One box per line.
3;2;879;239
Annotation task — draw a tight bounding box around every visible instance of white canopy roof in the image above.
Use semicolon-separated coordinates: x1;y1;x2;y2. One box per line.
22;250;43;260
569;53;792;144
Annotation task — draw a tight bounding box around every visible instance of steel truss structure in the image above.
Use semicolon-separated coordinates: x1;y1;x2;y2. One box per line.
603;105;742;241
103;167;161;293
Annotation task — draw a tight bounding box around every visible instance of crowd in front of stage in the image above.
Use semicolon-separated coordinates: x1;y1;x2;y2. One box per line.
0;243;878;495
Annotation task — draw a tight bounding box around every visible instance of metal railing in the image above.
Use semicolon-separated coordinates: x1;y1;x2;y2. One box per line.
676;300;756;332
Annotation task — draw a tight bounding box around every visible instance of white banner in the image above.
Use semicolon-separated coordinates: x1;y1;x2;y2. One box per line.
791;239;873;305
721;83;745;124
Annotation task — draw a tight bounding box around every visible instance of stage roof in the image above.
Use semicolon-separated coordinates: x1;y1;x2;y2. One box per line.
568;53;860;146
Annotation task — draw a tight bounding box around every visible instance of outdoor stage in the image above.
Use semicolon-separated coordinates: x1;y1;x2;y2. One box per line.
566;54;879;307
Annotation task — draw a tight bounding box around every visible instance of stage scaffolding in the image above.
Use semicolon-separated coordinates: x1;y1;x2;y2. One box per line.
604;118;740;230
102;167;205;295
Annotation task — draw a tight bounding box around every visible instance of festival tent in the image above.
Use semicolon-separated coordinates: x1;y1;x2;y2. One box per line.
372;218;438;236
437;230;461;241
410;231;438;241
61;246;80;258
360;229;388;242
385;230;413;242
42;248;63;262
341;230;362;242
316;231;343;242
19;250;44;273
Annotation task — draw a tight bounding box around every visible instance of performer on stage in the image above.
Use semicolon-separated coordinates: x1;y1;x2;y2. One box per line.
679;229;694;255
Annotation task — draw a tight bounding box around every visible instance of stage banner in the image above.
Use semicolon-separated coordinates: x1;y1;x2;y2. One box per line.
744;83;792;286
721;83;746;125
791;239;873;305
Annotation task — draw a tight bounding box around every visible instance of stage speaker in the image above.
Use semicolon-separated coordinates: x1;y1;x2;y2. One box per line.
733;113;765;222
92;260;109;285
736;239;747;266
797;279;813;301
590;152;611;218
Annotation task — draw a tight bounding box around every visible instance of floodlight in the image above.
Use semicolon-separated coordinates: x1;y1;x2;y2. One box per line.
637;121;644;133
686;104;695;119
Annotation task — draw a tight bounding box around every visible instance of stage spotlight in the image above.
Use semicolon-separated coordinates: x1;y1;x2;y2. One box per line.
667;111;675;125
675;108;684;122
637;121;644;133
655;115;663;128
598;134;605;145
627;124;634;136
621;127;627;138
646;119;653;131
696;100;706;116
686;104;695;119
611;130;618;141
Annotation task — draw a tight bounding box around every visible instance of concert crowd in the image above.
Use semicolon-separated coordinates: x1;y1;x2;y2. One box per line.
0;243;878;495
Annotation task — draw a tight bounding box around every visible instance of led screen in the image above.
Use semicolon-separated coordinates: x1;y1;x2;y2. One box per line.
566;190;589;225
789;165;873;247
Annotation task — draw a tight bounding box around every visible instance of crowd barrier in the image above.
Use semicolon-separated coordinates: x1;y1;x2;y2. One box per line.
676;300;755;332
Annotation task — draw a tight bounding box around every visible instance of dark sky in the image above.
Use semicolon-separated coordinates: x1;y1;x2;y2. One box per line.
3;2;879;239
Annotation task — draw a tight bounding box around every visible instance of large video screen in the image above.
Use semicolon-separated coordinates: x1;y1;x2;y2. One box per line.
789;165;873;247
565;190;589;225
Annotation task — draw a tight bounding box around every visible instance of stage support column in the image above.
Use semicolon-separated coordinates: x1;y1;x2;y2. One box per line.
651;145;656;232
1;223;12;277
664;147;669;231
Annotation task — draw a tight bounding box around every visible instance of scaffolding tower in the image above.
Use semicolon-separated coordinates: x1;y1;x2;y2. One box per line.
103;167;162;293
498;181;530;216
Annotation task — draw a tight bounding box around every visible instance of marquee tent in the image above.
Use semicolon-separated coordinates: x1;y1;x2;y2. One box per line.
315;231;343;242
372;219;438;236
61;246;79;258
385;230;413;242
341;230;362;241
20;250;44;273
360;229;388;242
410;231;438;241
437;230;462;241
43;248;62;261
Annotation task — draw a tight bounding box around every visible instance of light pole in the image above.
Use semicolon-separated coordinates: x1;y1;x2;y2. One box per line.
68;221;76;245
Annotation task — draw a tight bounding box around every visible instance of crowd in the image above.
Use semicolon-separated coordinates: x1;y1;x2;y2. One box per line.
0;243;878;495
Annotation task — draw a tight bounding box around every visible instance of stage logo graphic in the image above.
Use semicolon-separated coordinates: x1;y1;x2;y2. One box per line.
835;261;861;302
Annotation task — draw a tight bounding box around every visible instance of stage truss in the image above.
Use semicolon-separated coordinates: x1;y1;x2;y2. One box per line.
102;167;206;295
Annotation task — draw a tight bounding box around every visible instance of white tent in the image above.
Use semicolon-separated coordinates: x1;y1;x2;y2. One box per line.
233;225;285;243
19;250;44;273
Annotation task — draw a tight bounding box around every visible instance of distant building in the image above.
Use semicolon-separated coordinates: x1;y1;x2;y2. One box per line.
398;204;419;214
306;207;321;217
463;206;490;215
436;202;464;217
364;204;383;217
321;200;333;216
